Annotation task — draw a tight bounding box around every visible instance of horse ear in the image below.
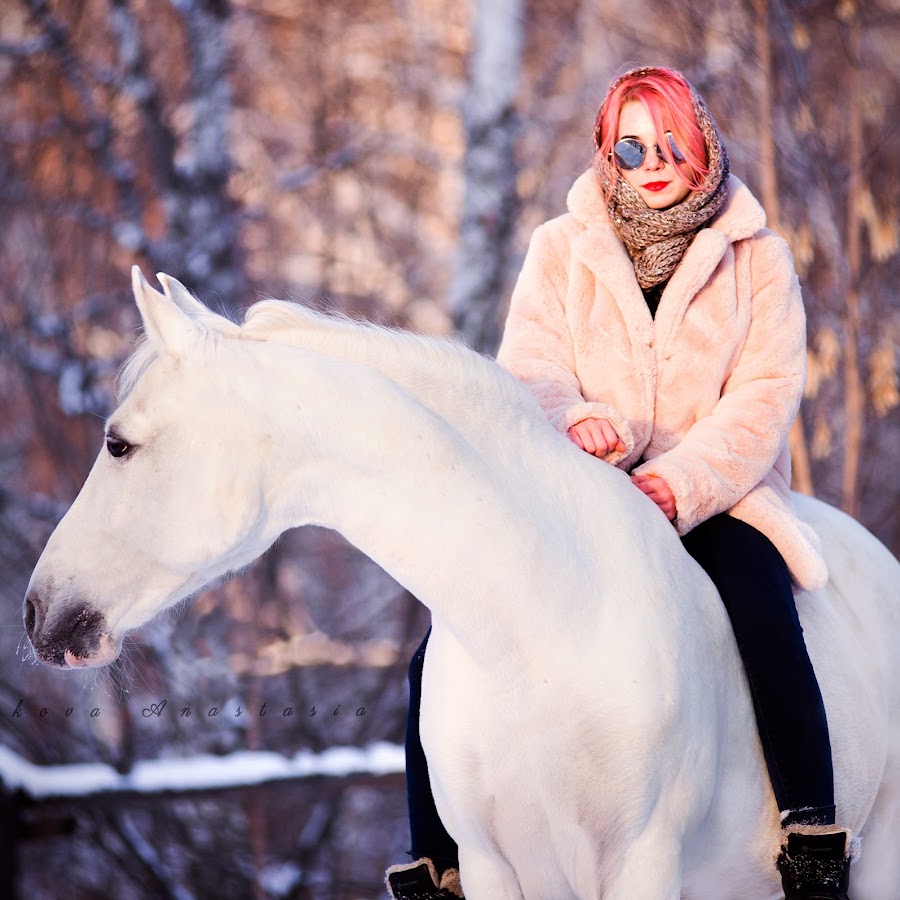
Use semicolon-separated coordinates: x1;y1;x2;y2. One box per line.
131;266;198;355
156;272;210;318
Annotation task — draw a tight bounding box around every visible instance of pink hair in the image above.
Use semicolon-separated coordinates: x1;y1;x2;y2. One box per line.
593;67;709;193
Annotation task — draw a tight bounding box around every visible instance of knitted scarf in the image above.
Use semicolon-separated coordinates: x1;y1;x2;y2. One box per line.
594;74;730;291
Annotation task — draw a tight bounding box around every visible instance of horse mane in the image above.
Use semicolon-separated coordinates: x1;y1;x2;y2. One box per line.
118;338;159;400
240;300;542;440
119;295;528;420
241;299;490;382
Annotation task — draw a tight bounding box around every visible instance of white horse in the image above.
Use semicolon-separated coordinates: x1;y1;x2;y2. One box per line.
24;269;900;899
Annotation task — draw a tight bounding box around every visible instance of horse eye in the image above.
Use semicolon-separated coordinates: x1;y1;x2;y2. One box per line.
106;435;132;458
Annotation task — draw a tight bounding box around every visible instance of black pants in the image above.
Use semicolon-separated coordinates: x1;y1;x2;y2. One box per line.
403;514;835;867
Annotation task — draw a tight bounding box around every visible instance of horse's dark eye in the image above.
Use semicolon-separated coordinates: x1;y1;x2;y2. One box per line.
106;435;132;458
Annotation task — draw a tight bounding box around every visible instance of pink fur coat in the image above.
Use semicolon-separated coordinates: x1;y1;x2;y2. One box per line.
497;169;828;591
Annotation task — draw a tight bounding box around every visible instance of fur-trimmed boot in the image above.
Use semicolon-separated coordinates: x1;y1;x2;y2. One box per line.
776;829;853;899
385;858;464;899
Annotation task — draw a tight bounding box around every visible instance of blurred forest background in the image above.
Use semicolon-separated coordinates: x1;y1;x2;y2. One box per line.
0;0;897;897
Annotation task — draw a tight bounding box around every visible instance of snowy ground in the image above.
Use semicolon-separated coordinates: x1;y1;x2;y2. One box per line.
0;741;405;798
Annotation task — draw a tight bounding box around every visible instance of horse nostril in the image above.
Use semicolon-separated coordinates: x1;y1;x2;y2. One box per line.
66;607;106;661
24;597;37;640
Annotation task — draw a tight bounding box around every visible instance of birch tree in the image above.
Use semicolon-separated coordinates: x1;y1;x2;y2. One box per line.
451;0;524;353
108;0;245;311
839;2;865;519
751;0;816;494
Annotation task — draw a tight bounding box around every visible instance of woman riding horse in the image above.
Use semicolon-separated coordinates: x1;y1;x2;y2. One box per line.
386;66;854;900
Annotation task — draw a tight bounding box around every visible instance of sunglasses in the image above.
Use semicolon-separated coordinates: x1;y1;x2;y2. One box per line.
613;132;685;170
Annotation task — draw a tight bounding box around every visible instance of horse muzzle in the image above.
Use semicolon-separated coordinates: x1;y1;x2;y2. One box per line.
23;590;118;668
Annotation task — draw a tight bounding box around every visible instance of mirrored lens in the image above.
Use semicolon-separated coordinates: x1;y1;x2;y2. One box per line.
613;139;645;170
666;132;685;163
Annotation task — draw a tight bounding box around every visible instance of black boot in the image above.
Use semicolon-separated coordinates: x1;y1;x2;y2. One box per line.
385;858;464;899
776;830;852;899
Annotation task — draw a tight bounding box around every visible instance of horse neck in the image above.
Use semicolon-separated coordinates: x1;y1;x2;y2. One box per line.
243;326;692;667
255;341;573;665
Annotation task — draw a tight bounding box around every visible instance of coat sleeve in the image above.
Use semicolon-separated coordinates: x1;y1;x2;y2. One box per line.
496;220;634;466
633;232;806;534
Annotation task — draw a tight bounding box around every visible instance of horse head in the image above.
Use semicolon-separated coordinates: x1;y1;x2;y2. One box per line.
24;269;277;668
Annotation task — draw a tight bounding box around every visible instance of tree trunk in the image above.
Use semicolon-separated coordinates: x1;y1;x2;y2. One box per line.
163;0;245;313
753;0;814;496
0;781;18;897
451;0;524;354
110;0;245;312
842;10;864;519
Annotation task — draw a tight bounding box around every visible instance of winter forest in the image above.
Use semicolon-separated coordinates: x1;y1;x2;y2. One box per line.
0;0;897;897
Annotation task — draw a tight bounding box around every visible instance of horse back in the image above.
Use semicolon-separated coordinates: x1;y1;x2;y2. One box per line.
793;492;900;828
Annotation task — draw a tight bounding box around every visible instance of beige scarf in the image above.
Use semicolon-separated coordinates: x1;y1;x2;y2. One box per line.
594;80;730;291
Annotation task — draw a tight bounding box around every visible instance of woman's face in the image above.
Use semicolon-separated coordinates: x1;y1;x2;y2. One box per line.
616;100;692;210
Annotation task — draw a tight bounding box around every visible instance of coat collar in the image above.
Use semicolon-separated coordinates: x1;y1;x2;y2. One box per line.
566;170;767;356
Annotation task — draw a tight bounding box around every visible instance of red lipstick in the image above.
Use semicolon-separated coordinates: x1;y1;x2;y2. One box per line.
643;182;669;191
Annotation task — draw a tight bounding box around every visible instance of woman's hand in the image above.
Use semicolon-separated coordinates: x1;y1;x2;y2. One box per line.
568;418;626;458
630;473;677;521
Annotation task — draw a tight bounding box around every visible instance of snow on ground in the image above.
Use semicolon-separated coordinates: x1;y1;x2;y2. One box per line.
0;741;405;798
